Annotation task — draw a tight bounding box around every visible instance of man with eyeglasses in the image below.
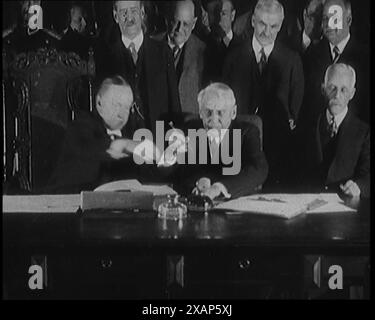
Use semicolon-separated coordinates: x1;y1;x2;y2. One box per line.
97;1;181;134
154;0;207;115
289;0;324;54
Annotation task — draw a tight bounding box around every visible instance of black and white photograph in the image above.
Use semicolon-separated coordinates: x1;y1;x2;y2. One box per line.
2;0;370;303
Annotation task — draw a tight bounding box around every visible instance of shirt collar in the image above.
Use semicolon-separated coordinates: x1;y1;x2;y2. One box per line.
122;31;144;52
225;30;233;42
252;35;274;61
326;106;348;129
329;33;350;57
207;128;229;144
167;34;185;51
106;128;123;139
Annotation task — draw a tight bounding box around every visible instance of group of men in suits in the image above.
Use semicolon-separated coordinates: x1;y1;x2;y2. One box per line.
46;0;369;200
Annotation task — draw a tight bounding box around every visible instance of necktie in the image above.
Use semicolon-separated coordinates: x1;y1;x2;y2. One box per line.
259;47;267;75
129;42;138;65
332;46;340;64
172;45;181;67
328;115;338;138
223;36;231;48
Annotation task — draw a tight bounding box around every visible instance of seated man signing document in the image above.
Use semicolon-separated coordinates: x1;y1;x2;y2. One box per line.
47;76;161;194
162;83;268;200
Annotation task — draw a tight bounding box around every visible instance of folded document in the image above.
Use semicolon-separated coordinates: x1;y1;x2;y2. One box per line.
215;194;356;219
94;179;177;196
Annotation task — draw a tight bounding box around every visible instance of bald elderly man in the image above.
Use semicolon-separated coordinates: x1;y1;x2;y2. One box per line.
47;76;161;194
303;63;370;198
172;83;268;200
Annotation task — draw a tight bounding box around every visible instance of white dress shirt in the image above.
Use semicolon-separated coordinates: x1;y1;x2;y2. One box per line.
326;106;348;130
121;31;144;52
329;33;350;61
107;129;123;140
252;36;275;63
223;30;233;47
302;30;312;50
167;35;185;52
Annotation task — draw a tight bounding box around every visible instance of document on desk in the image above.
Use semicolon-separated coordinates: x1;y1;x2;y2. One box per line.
215;194;356;219
94;179;177;196
3;195;81;213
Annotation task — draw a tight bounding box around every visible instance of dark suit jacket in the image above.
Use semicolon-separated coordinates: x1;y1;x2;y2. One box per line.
205;32;242;83
223;38;304;129
305;111;370;198
302;37;370;127
59;27;91;59
153;33;206;115
46;112;157;194
173;119;268;199
97;34;181;133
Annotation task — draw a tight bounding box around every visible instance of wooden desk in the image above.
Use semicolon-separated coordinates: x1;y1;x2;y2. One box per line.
3;199;370;299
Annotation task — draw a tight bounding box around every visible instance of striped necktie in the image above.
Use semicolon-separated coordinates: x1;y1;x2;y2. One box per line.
332;46;340;64
129;42;138;65
259;47;267;74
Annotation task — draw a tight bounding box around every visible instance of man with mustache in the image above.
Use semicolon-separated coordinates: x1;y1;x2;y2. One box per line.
97;0;181;134
169;83;268;200
303;64;370;198
223;0;304;190
302;0;369;129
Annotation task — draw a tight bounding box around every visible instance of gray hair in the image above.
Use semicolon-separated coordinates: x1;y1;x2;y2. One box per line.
324;63;356;90
254;0;284;21
198;83;236;110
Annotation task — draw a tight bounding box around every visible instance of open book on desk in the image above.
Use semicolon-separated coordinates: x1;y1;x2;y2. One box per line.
94;179;177;196
215;194;356;219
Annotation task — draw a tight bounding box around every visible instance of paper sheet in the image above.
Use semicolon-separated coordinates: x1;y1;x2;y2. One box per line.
94;179;177;196
3;195;81;213
215;193;356;218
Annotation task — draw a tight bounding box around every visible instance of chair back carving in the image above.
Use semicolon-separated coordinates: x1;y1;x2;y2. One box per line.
8;48;95;192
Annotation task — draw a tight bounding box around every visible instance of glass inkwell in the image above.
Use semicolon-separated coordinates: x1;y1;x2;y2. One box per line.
157;195;188;221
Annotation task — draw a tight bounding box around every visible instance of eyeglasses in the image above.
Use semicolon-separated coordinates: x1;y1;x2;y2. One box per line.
117;7;141;21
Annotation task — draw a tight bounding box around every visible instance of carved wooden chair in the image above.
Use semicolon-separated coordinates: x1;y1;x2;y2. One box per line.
7;47;95;193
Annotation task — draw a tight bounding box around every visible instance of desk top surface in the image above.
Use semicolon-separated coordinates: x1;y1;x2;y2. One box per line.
3;198;370;251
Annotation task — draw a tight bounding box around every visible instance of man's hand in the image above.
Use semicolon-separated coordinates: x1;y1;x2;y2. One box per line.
192;177;212;195
133;139;162;164
107;139;131;160
201;183;232;200
158;131;188;167
340;180;361;198
107;138;161;163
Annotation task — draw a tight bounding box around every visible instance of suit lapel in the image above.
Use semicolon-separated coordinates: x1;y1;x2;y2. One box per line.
142;37;159;132
327;112;356;183
315;114;324;163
